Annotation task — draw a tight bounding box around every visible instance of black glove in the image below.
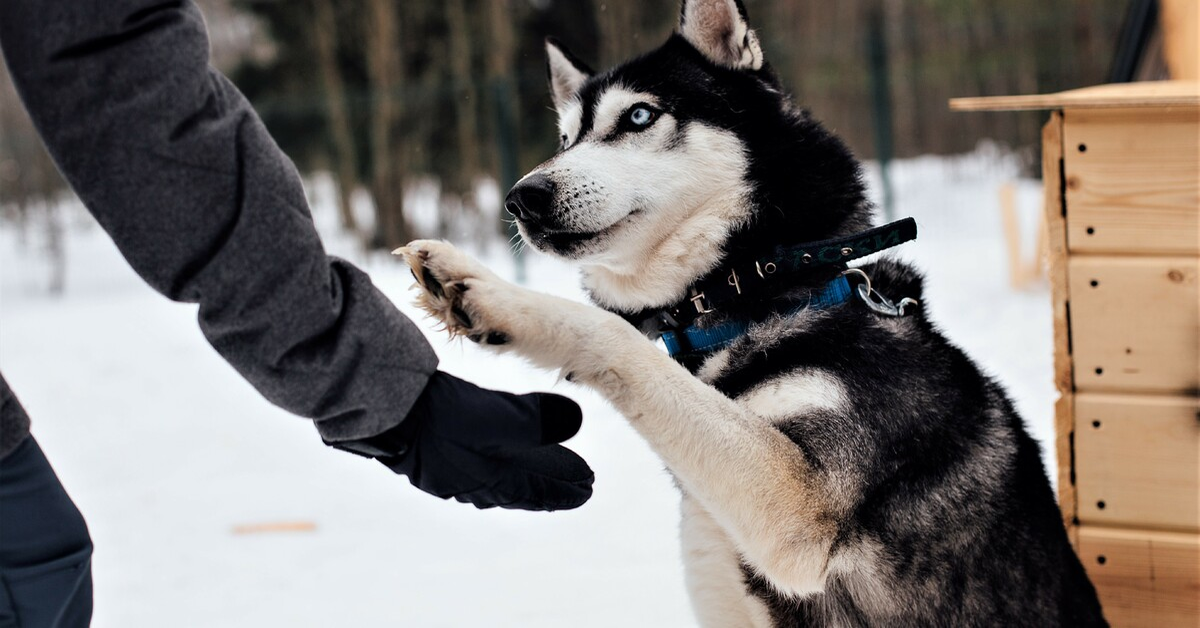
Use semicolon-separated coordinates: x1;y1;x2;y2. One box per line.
331;372;594;511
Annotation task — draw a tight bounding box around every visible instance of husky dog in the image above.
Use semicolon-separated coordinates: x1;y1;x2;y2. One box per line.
398;0;1107;625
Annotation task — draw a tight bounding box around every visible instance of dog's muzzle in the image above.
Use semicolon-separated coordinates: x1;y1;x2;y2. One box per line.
504;173;555;226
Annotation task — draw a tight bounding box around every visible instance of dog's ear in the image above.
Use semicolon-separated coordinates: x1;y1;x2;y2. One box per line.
677;0;764;70
545;38;593;110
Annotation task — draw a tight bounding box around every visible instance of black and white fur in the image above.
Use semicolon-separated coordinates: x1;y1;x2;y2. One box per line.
398;1;1107;625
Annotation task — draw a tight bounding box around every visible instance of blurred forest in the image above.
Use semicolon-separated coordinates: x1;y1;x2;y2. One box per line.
2;0;1130;264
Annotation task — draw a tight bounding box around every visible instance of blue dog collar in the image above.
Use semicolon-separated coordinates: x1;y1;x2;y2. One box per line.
661;274;852;357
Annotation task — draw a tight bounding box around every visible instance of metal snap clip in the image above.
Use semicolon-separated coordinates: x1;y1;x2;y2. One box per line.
856;283;901;316
841;268;873;294
842;268;919;318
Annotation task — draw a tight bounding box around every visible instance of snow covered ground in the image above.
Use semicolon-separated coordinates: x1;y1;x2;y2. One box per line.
0;148;1052;627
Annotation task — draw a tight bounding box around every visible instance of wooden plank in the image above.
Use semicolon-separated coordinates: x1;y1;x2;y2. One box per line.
1162;0;1199;81
231;521;318;535
1075;393;1200;532
1077;526;1200;627
1062;108;1200;255
949;80;1200;112
1069;256;1200;393
1043;112;1078;536
1000;182;1023;289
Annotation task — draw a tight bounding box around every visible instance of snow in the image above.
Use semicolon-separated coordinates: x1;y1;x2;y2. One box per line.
0;147;1053;627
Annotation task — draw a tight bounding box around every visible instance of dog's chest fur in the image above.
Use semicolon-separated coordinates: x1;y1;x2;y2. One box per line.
672;259;1102;626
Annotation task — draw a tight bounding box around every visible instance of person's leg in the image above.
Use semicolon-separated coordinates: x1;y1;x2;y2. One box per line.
0;436;93;628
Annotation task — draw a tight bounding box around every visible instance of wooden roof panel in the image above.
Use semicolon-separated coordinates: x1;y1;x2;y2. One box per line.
949;81;1200;112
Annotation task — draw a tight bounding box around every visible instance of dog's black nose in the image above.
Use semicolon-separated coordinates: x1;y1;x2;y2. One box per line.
504;174;555;223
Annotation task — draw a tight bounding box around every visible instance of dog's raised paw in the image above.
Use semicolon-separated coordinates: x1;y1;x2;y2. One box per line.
394;240;503;339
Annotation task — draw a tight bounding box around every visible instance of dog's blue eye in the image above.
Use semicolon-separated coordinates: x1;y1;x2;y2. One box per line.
627;106;656;127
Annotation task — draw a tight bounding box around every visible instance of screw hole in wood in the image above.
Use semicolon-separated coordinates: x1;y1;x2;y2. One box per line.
1086;226;1095;235
1089;280;1099;288
1097;555;1107;565
1097;500;1106;510
1092;420;1101;429
1095;367;1103;375
1078;143;1087;153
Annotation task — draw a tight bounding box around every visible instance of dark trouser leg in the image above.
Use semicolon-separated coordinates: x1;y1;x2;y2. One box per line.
0;436;93;628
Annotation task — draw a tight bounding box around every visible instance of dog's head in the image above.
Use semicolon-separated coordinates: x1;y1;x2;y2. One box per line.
508;0;870;311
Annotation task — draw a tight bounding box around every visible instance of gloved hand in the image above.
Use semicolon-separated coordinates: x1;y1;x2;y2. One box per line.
332;372;594;511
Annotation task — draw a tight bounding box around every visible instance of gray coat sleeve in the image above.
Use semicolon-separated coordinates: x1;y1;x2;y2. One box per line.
0;0;438;443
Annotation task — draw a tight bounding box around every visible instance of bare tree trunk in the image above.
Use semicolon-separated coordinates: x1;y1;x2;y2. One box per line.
486;0;522;243
486;0;520;183
485;0;519;136
884;0;917;154
26;137;67;294
595;0;638;65
446;0;482;190
44;201;65;296
310;0;361;236
1;59;39;247
365;0;411;248
1011;0;1042;151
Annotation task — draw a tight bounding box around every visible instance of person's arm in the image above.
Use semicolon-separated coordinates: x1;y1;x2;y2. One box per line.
0;0;423;442
0;0;592;510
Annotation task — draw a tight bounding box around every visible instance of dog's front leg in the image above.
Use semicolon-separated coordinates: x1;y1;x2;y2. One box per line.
681;494;776;627
399;241;837;597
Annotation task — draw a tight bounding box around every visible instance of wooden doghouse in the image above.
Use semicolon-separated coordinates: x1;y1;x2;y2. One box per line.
951;80;1199;627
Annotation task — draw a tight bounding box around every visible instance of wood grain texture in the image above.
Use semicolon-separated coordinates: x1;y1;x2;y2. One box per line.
1075;393;1200;532
1063;108;1200;255
1043;112;1078;536
1077;526;1200;627
1069;256;1200;393
949;80;1200;112
1161;0;1199;81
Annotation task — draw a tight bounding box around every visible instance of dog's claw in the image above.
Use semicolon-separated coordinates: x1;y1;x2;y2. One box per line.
400;245;446;298
451;304;473;330
397;245;433;287
421;267;444;298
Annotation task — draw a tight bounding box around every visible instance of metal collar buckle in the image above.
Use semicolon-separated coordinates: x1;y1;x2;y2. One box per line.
689;290;714;314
